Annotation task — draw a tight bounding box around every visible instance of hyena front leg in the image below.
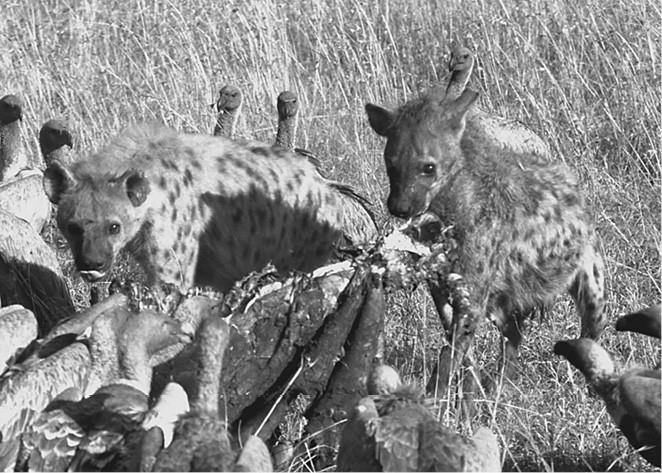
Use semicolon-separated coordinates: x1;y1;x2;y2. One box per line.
426;273;481;396
569;245;607;339
426;277;453;396
492;305;533;383
427;277;453;333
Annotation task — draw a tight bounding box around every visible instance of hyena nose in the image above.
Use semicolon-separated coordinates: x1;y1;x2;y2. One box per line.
81;256;106;271
390;207;410;219
387;195;413;219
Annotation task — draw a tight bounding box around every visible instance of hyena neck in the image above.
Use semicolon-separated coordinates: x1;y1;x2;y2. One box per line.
427;130;538;236
124;218;160;285
451;135;538;224
428;169;479;239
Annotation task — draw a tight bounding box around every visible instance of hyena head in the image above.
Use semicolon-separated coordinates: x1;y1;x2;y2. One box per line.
43;161;151;282
365;88;478;219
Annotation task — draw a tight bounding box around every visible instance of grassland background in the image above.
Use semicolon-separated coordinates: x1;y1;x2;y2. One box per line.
1;0;660;471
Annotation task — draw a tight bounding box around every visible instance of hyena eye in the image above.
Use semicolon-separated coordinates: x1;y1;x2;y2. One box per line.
421;163;436;176
108;223;121;235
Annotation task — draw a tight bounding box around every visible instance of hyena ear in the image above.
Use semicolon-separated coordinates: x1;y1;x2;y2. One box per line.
43;161;76;204
448;88;479;129
453;89;479;118
365;103;397;137
122;170;150;207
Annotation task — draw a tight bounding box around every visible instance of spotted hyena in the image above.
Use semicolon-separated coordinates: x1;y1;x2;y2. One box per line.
43;123;375;295
365;89;606;382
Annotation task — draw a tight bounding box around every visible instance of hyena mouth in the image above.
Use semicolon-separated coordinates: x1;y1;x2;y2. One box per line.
404;212;443;243
79;270;106;281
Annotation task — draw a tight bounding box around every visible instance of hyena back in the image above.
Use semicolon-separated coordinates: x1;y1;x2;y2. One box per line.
365;89;606;367
44;124;369;294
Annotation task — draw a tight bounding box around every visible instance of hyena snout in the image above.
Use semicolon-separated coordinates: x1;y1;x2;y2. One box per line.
387;192;425;219
78;255;107;271
77;241;113;280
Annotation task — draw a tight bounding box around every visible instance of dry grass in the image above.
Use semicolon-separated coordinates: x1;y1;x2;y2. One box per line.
2;0;660;470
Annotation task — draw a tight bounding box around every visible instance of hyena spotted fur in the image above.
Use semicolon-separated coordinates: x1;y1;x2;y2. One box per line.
366;89;606;376
44;123;377;294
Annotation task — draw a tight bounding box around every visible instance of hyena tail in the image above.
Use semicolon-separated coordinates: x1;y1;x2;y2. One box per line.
569;245;606;339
